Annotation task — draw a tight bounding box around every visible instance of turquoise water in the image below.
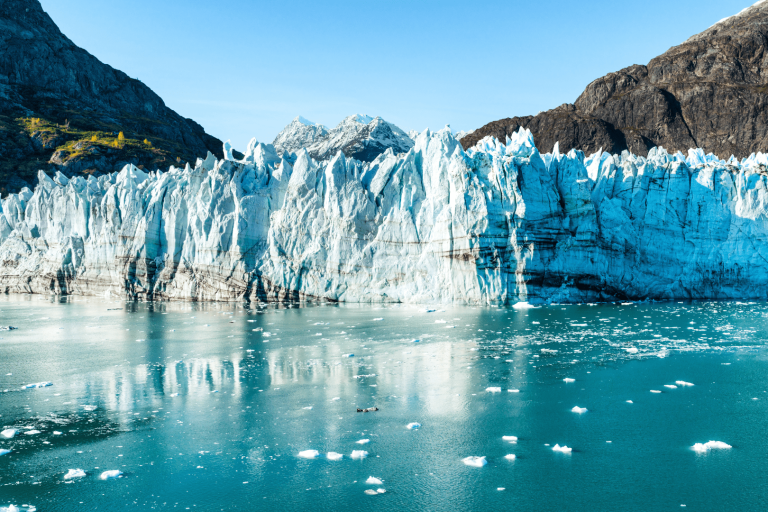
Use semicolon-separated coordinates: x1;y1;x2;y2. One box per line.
1;295;767;511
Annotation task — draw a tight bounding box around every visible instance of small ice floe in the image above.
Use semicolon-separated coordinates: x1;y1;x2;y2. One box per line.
486;387;502;393
624;347;639;354
82;405;97;412
356;439;370;444
372;318;384;321
64;469;86;480
342;354;354;358
53;431;62;435
326;452;343;461
497;487;506;491
22;382;52;389
563;378;575;383
620;302;633;306
99;470;122;480
692;441;731;453
676;381;694;387
504;454;516;460
552;444;572;453
170;393;179;397
424;309;436;313
508;389;520;393
407;422;421;430
512;302;537;310
502;436;518;442
364;489;383;496
0;429;18;439
0;326;18;331
303;406;313;410
366;476;383;485
24;430;41;436
462;456;487;467
570;324;587;327
411;339;420;343
350;450;368;459
650;390;662;394
0;449;10;456
571;406;588;414
664;385;678;389
298;450;320;459
626;400;633;404
331;397;341;401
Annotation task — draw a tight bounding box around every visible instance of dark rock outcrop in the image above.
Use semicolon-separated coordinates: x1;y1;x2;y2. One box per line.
0;0;227;195
462;2;768;159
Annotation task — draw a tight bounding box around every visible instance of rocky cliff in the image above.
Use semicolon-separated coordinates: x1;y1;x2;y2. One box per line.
462;0;768;159
0;0;227;196
2;129;767;304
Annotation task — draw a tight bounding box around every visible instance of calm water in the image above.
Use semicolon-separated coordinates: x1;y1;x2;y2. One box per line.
1;295;767;511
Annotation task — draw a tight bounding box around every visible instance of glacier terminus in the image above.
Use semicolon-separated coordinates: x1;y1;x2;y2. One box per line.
1;127;766;304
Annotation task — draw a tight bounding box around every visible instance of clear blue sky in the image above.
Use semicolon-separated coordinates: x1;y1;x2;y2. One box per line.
40;0;754;151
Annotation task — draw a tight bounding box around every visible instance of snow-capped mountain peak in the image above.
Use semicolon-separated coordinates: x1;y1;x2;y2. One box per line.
296;115;317;126
272;117;329;156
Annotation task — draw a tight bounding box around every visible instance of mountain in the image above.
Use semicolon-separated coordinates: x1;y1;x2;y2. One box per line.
0;0;227;196
461;0;768;159
273;114;414;162
3;128;768;304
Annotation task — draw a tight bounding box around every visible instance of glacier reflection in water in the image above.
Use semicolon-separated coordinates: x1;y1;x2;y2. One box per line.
1;295;767;511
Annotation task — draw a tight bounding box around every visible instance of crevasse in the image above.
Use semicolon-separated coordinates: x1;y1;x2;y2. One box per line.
1;127;767;304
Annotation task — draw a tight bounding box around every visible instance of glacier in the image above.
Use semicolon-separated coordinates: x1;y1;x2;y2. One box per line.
1;126;768;304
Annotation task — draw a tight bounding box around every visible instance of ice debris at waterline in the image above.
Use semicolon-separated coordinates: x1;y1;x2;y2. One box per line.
64;469;86;480
462;456;488;467
0;326;17;331
6;128;768;302
22;382;52;389
692;441;732;453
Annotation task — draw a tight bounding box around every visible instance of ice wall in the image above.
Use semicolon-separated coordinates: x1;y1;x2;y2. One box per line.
1;127;767;304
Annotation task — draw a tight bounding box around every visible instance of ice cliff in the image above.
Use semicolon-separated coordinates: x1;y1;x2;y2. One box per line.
1;127;767;304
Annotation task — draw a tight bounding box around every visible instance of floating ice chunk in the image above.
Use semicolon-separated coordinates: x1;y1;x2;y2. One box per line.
99;470;122;480
364;489;379;495
624;347;639;354
462;456;487;467
435;320;446;324
326;452;343;461
664;385;678;389
563;378;575;383
376;489;386;494
0;449;10;456
64;469;86;480
676;381;694;387
331;397;341;401
407;423;421;430
570;323;587;327
298;450;320;459
571;406;588;414
626;400;633;404
552;444;572;453
303;406;313;410
22;382;52;389
497;487;506;491
411;339;420;343
621;302;633;306
82;405;97;412
356;439;370;444
504;454;516;460
0;429;18;439
366;476;383;485
502;436;518;442
342;354;354;358
650;390;662;394
372;318;383;321
513;302;537;310
0;326;17;331
53;431;62;435
170;393;179;397
486;387;502;393
24;430;41;435
692;441;732;453
350;450;368;459
508;389;520;393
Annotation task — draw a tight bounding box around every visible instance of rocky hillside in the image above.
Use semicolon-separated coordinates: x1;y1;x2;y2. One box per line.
0;0;227;196
462;0;768;158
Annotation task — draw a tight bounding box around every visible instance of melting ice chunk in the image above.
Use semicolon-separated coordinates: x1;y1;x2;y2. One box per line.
342;354;354;358
624;347;639;354
626;400;633;404
504;454;516;460
512;302;537;310
351;450;368;459
22;382;52;389
366;476;383;485
298;450;320;459
563;378;575;383
502;436;518;442
406;422;421;430
486;387;502;393
571;406;588;414
676;381;694;387
99;470;122;480
82;405;98;412
326;452;343;461
650;390;662;394
508;389;520;393
364;489;379;496
0;429;18;439
0;449;10;456
372;318;383;321
64;469;86;480
664;385;677;389
692;441;731;453
356;439;370;444
24;430;41;436
552;444;572;453
462;456;487;467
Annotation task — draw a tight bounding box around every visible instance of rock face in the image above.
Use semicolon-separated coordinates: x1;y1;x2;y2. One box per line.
2;128;768;304
274;114;414;163
0;0;226;195
462;0;768;159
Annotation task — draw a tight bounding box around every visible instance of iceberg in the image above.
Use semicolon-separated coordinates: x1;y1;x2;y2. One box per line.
486;387;502;393
504;454;516;460
297;450;320;459
406;422;421;430
676;381;694;386
571;406;588;413
692;441;732;452
350;450;368;459
0;449;10;456
6;127;768;304
462;456;487;467
64;469;86;480
326;452;343;461
365;476;383;485
99;470;122;480
356;439;370;444
502;435;518;442
552;444;572;453
0;429;18;439
563;378;575;383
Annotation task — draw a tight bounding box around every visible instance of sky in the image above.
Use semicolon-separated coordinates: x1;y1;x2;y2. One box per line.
41;0;756;152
